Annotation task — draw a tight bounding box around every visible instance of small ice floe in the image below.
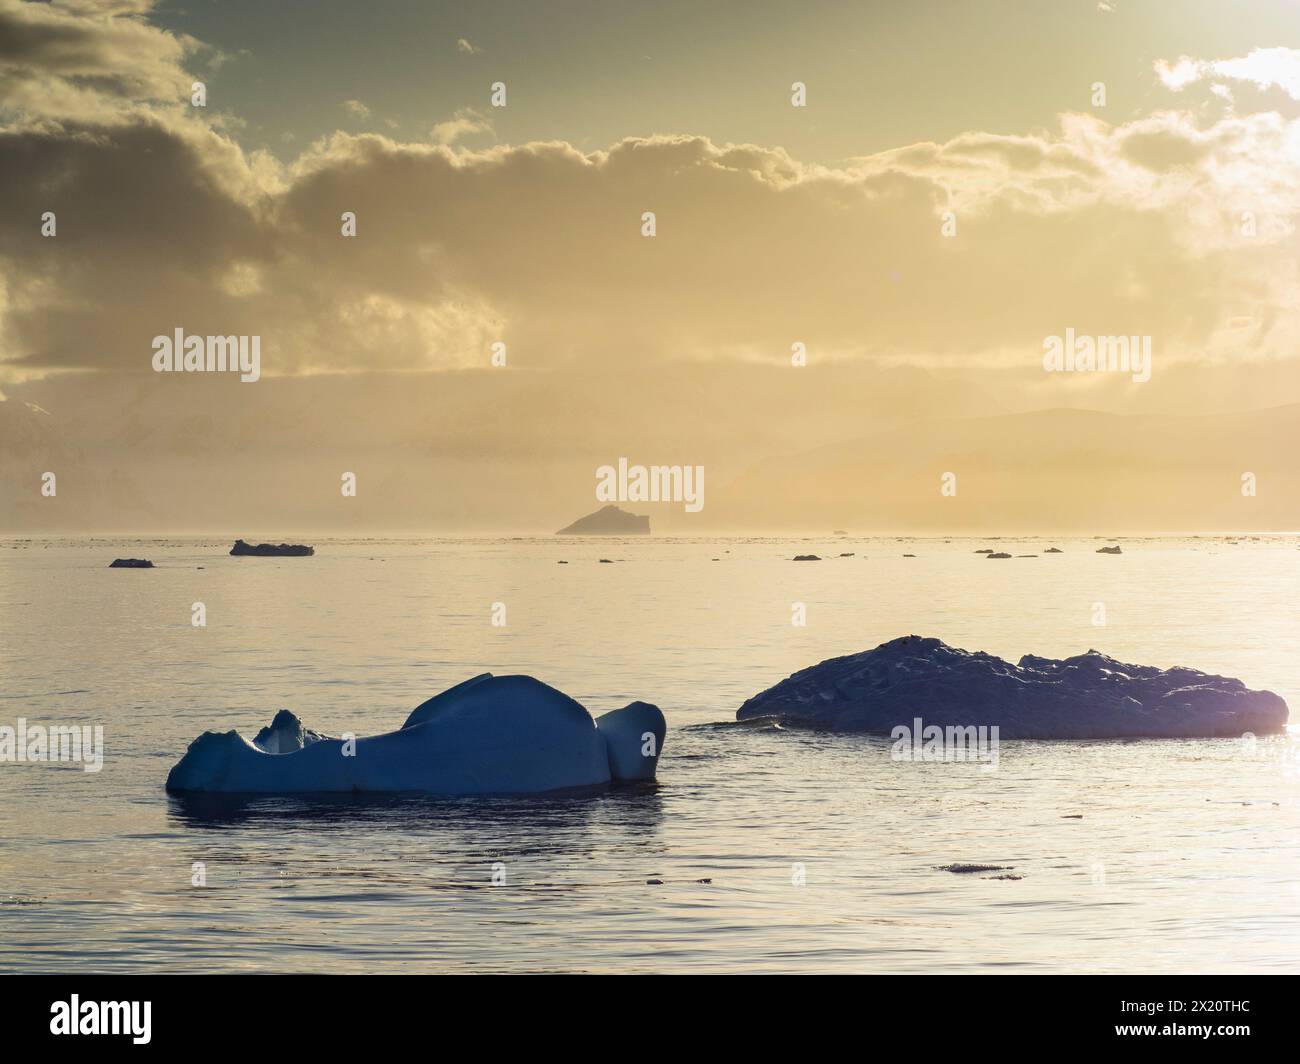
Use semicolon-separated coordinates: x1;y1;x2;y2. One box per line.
687;716;785;732
736;635;1288;739
166;674;666;796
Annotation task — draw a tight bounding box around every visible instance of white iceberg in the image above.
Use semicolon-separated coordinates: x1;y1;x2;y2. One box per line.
166;674;665;795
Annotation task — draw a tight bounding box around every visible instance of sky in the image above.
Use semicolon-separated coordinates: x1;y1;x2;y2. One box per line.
1;0;1299;531
143;0;1299;164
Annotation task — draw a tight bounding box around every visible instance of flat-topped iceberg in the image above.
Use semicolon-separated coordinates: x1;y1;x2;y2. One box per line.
166;674;665;795
736;635;1288;739
230;539;313;557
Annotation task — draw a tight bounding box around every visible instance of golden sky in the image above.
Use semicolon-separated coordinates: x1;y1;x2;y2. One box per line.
1;0;1298;531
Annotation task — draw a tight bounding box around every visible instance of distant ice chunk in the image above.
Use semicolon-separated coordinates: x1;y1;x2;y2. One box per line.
166;675;665;794
229;539;314;557
736;635;1288;739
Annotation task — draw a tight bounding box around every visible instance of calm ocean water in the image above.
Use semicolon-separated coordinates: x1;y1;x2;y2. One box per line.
1;535;1297;973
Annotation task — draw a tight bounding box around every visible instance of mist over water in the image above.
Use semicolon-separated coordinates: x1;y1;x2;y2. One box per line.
1;536;1297;972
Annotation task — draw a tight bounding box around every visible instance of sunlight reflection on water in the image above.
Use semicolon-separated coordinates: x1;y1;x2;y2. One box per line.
1;535;1297;972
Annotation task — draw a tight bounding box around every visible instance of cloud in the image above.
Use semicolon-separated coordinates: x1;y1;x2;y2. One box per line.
430;108;492;145
456;37;482;55
340;98;371;121
4;109;1298;386
1;3;1297;392
1155;47;1300;101
0;0;199;122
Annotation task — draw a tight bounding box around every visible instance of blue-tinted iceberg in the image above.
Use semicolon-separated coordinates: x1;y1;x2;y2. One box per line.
166;674;665;795
737;635;1288;739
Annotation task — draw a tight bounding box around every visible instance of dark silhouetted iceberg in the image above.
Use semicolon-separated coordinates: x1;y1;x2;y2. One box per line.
736;635;1287;738
230;539;314;556
166;674;665;794
555;505;649;535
